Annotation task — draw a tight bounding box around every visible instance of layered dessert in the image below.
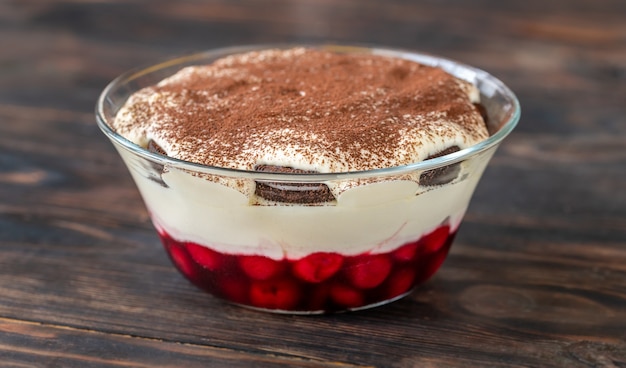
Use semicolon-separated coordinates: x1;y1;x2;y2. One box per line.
110;47;491;312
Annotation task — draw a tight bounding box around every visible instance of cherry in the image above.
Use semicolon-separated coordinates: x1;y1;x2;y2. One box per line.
165;242;197;278
249;279;301;310
239;255;285;280
186;243;223;271
385;268;416;299
293;252;344;283
344;254;392;289
330;283;364;308
422;225;450;254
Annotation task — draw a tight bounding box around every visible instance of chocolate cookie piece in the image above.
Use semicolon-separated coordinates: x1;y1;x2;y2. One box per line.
419;146;461;186
148;139;167;155
145;139;169;187
254;165;336;204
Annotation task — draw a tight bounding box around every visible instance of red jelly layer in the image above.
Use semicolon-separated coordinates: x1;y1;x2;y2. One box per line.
159;225;455;313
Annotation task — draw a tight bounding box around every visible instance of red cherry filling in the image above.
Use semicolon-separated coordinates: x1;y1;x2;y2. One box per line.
385;267;416;299
344;254;392;289
186;243;224;271
219;277;250;305
329;283;364;308
293;252;343;283
422;225;450;254
392;241;420;262
239;255;285;280
250;279;301;310
163;241;197;278
159;224;454;312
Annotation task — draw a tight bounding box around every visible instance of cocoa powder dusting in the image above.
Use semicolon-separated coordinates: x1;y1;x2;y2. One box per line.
115;48;488;172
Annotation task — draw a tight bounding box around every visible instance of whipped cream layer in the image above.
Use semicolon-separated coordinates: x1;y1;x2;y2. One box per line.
113;48;489;185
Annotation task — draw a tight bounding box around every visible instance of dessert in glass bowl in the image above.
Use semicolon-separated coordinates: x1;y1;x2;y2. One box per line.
96;45;519;313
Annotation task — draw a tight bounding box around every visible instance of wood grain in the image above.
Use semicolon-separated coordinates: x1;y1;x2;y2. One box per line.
0;0;625;366
0;318;349;368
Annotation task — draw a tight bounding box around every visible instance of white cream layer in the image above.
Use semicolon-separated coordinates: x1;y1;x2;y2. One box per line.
117;146;493;260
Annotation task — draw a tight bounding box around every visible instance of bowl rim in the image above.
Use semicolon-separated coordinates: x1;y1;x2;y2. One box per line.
95;43;520;182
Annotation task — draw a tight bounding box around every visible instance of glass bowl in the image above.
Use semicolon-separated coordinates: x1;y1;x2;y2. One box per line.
96;44;520;314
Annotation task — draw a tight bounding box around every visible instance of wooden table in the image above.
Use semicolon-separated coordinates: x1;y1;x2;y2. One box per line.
1;1;625;367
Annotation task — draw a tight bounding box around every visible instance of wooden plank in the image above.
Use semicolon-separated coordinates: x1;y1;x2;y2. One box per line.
0;318;350;368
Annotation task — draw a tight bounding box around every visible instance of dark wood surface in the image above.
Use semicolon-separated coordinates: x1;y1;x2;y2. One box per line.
1;1;625;367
